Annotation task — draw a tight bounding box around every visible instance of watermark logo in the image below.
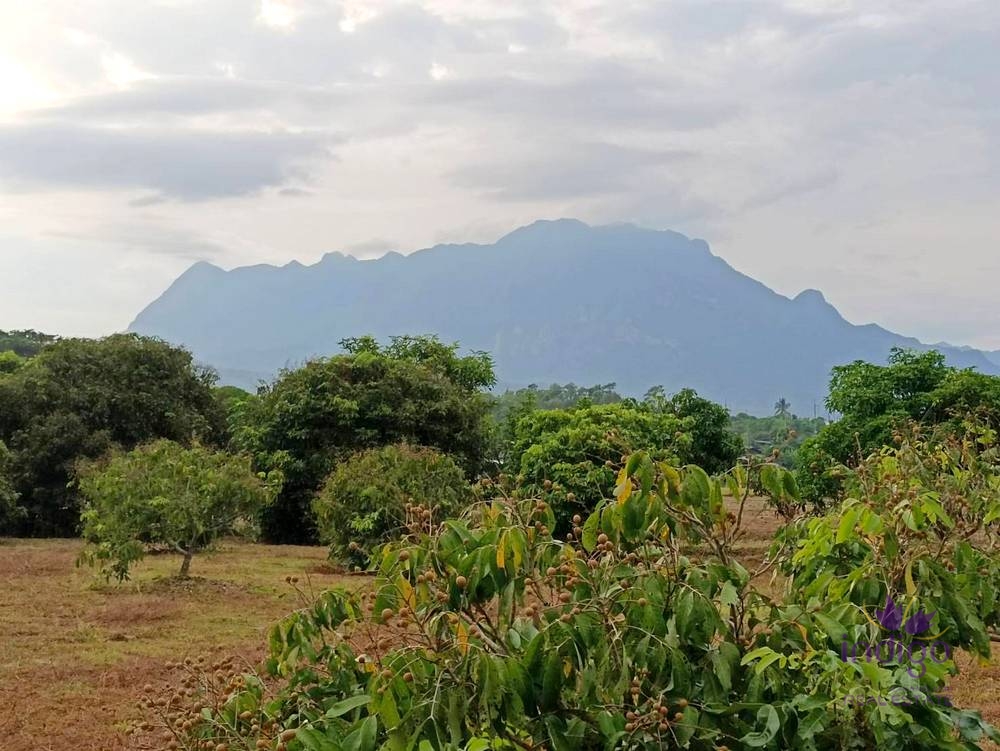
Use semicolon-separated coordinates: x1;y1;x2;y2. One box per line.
840;595;951;679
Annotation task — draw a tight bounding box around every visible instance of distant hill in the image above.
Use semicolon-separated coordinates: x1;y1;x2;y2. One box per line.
129;219;1000;415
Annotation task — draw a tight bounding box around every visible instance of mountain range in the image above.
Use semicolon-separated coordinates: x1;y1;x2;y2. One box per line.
129;219;1000;415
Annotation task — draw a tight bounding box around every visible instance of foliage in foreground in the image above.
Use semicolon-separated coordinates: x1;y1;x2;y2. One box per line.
79;440;281;580
313;443;471;567
151;434;1000;750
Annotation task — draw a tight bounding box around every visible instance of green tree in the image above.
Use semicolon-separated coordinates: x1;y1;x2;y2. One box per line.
0;351;25;375
797;348;1000;503
773;397;791;419
0;441;22;532
651;387;743;474
313;443;470;566
78;440;280;581
0;334;226;535
729;412;825;468
0;328;58;357
232;335;494;543
509;401;691;530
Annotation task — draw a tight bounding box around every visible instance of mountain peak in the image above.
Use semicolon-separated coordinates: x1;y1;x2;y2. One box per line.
129;220;1000;415
794;288;827;304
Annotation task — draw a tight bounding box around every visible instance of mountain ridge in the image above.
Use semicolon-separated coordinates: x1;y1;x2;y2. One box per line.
129;219;1000;415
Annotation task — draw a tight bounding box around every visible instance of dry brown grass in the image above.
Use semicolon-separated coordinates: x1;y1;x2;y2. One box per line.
0;538;357;751
3;504;1000;749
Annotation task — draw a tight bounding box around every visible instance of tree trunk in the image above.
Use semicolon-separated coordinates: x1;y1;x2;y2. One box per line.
179;550;193;578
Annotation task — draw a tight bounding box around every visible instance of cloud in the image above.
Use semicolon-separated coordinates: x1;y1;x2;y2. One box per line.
0;122;334;200
450;141;696;202
47;223;231;262
1;0;1000;347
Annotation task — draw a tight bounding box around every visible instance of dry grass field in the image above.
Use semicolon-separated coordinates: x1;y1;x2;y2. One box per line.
0;539;355;751
3;502;1000;750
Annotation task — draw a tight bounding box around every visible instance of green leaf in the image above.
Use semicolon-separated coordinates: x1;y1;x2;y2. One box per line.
296;728;339;751
541;650;563;710
720;581;740;608
812;612;847;641
740;704;780;747
324;694;372;718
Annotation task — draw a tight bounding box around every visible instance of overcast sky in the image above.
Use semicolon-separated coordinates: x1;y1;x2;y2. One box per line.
0;0;998;348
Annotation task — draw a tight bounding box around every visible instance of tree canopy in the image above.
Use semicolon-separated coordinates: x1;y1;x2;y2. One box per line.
0;328;58;358
645;387;743;474
508;400;691;530
0;334;225;535
0;441;22;531
797;348;1000;502
313;443;470;566
78;440;279;580
231;335;494;543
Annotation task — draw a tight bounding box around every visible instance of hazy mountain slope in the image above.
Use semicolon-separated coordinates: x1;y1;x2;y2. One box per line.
129;219;1000;415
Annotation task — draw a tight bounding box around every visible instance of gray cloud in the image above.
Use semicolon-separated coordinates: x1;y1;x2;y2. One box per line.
417;64;741;131
450;142;696;202
2;0;1000;347
0;122;334;200
36;77;344;120
48;223;230;262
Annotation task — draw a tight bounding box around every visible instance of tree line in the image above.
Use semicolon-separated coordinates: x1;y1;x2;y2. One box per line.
4;331;1000;576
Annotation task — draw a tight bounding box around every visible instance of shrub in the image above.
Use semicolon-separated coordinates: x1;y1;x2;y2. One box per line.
645;387;744;474
780;422;1000;655
78;440;281;580
508;401;691;530
154;447;1000;750
313;443;470;566
231;335;494;543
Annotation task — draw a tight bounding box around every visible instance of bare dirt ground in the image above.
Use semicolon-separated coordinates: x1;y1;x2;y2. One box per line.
0;539;353;751
3;504;1000;750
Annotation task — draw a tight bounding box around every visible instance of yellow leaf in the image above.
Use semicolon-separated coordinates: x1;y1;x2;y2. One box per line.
563;658;573;678
904;560;916;597
457;620;469;656
496;531;506;569
397;575;415;610
615;466;632;505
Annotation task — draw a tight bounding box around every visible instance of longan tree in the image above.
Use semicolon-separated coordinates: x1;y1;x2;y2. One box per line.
79;440;281;580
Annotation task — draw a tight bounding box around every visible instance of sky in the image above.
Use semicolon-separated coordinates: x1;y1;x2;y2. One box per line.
0;0;998;348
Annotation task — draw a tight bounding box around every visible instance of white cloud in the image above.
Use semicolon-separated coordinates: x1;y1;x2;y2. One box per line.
0;0;997;349
257;0;299;30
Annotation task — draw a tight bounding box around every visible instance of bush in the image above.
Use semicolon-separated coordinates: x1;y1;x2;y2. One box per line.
78;440;280;580
232;335;494;543
508;401;690;531
313;443;470;566
154;448;1000;750
649;387;743;474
